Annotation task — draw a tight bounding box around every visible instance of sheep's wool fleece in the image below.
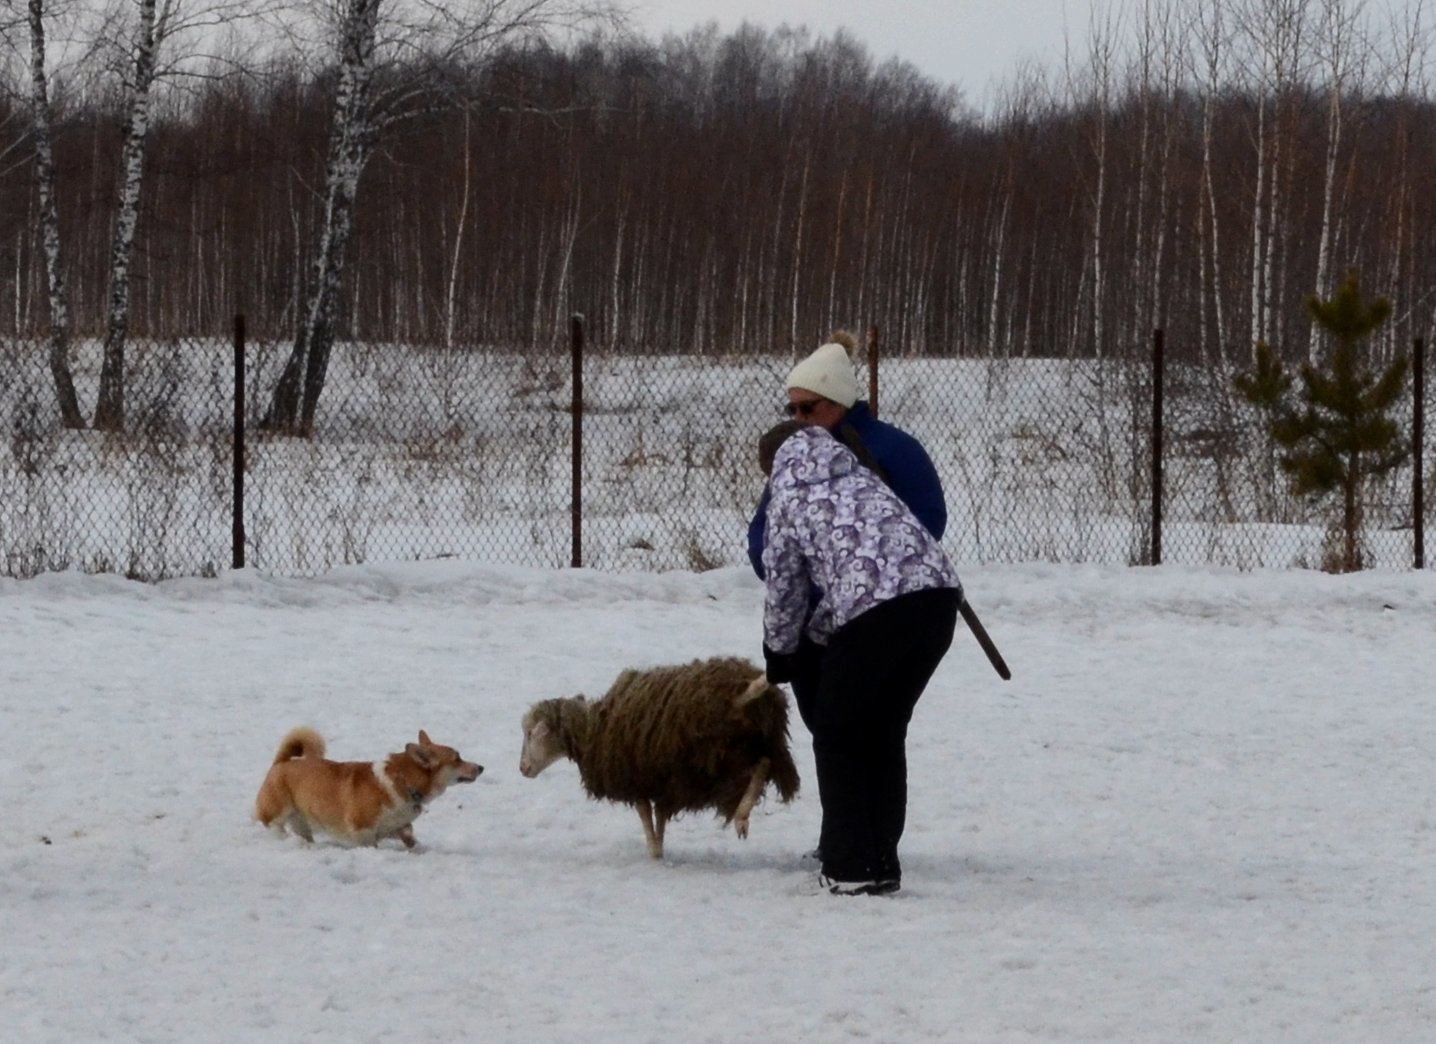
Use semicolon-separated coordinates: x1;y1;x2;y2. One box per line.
576;656;799;819
786;342;859;407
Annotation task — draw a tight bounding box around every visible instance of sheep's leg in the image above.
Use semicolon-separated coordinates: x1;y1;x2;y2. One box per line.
733;757;771;840
637;799;664;859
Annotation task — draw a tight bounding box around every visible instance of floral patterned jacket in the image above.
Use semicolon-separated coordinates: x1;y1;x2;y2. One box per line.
761;426;962;653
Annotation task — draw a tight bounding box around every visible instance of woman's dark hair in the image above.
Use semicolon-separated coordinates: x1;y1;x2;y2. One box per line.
758;421;805;476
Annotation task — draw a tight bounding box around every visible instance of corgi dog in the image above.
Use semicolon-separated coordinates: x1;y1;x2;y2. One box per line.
255;726;482;849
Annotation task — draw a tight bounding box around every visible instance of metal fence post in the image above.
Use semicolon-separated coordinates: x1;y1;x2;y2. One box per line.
232;314;246;571
1415;336;1426;569
1151;327;1164;566
570;313;585;569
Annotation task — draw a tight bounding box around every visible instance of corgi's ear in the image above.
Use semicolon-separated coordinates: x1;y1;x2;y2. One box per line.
405;742;437;768
417;729;432;746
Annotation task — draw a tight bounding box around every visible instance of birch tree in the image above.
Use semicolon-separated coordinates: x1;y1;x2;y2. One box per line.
443;103;471;350
1127;0;1181;342
83;0;263;431
1066;3;1122;357
1307;0;1368;364
1235;0;1313;353
261;0;620;437
1378;0;1431;354
1187;0;1233;366
89;0;160;430
21;0;84;426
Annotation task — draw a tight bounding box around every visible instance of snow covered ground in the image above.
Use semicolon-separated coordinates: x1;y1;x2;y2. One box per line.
3;560;1435;1041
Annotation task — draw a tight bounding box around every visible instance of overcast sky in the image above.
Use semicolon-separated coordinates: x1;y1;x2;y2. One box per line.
629;0;1080;111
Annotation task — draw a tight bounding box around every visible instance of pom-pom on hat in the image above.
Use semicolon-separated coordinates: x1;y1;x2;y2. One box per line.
785;330;859;408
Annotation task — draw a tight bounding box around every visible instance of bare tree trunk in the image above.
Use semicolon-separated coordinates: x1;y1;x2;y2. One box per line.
94;0;162;432
1090;69;1108;358
551;177;580;348
765;160;791;350
1147;0;1179;335
1192;0;1230;365
825;167;848;333
1381;0;1429;355
444;105;472;350
1310;85;1342;361
1249;93;1269;350
1343;459;1362;570
986;178;1010;357
608;186;626;348
28;0;84;428
1078;6;1120;357
628;205;646;348
1242;0;1312;353
1130;3;1156;350
854;174;874;332
263;0;379;436
1309;0;1363;363
788;149;810;350
529;221;549;352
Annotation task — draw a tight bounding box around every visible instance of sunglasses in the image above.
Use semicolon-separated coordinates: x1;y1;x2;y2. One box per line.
785;398;825;418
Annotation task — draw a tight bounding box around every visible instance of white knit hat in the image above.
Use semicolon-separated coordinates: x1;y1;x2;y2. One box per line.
785;336;859;407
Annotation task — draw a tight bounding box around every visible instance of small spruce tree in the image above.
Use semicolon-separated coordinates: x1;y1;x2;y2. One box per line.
1233;268;1410;572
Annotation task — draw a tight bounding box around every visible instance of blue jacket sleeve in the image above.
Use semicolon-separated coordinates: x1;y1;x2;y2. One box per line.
846;403;948;540
746;485;771;579
887;438;947;540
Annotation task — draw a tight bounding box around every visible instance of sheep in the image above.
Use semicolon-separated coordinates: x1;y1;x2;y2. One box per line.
518;655;801;859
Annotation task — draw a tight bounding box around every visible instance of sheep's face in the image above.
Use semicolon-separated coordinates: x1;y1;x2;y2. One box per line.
519;711;565;778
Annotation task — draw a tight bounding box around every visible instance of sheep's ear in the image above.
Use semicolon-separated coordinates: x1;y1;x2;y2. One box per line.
406;742;436;768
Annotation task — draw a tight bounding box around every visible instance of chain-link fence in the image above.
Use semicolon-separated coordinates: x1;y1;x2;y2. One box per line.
2;327;1431;580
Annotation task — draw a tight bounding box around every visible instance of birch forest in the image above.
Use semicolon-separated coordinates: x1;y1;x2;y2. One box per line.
2;0;1434;425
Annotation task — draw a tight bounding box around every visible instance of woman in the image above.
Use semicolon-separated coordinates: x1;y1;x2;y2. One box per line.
747;331;948;759
759;421;962;896
747;330;947;584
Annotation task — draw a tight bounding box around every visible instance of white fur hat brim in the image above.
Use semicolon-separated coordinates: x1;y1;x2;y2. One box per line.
786;342;858;408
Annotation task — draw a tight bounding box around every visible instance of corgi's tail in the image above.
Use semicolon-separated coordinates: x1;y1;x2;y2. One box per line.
273;726;325;764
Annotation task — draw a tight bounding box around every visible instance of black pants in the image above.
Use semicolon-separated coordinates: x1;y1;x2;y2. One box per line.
787;633;825;737
809;587;960;884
